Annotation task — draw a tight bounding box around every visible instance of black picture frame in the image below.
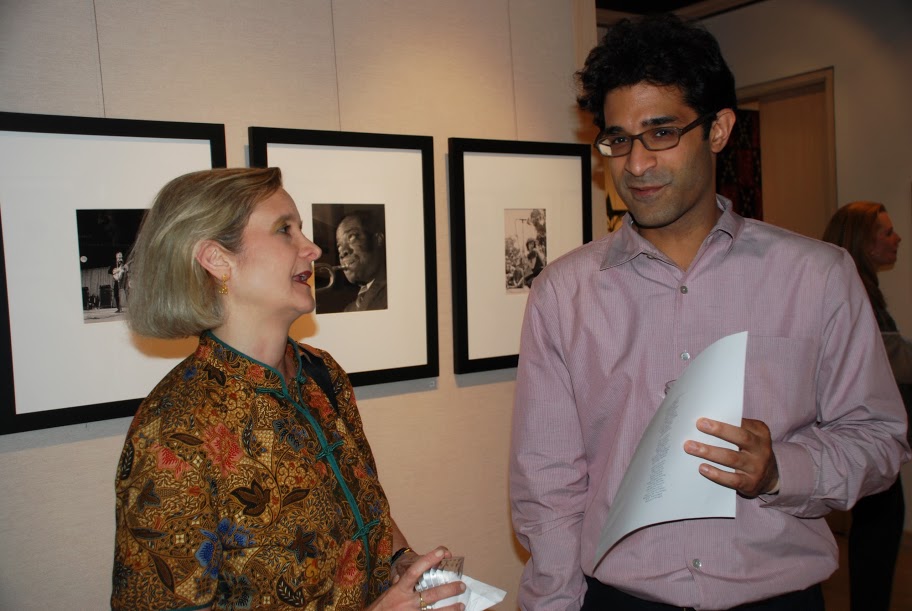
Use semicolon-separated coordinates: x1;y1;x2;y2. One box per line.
0;112;226;434
249;127;438;386
448;137;592;374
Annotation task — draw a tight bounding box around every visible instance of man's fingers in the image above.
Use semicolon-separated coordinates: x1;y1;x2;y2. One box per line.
686;417;777;497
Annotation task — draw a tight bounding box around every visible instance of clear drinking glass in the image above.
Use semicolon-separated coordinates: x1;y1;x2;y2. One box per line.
415;556;465;592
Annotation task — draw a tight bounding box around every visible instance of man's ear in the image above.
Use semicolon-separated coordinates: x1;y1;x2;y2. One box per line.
194;239;232;279
709;108;736;154
374;232;385;249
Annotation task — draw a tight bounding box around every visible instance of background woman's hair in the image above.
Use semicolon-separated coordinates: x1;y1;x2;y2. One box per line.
821;200;887;311
127;167;283;338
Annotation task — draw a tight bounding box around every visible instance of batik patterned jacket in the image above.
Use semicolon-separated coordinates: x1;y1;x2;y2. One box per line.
112;332;393;610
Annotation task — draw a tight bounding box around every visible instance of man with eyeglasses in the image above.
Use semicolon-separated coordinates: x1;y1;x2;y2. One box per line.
510;13;909;611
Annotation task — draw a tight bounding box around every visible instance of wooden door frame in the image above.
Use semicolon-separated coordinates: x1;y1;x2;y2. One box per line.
736;67;837;218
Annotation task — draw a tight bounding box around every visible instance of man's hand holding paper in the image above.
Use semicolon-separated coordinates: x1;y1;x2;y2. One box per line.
685;416;780;498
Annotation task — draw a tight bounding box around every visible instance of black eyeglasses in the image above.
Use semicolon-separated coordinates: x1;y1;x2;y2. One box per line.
594;113;717;158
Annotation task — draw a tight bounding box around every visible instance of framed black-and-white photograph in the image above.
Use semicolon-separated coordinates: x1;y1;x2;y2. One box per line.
449;138;592;374
0;112;226;434
249;127;437;386
311;203;388;315
75;209;145;323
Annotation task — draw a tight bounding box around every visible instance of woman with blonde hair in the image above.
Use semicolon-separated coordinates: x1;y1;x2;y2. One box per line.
112;167;463;611
823;200;911;611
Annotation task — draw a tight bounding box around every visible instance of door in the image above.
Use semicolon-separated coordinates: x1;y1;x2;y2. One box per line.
736;68;837;240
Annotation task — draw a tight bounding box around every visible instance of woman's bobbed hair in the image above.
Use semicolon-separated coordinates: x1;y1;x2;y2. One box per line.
821;200;886;311
127;167;283;338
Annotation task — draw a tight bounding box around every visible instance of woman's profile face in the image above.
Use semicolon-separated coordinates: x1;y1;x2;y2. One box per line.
226;189;322;326
870;211;901;271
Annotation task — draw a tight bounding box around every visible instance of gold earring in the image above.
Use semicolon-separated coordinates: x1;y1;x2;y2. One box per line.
218;274;229;295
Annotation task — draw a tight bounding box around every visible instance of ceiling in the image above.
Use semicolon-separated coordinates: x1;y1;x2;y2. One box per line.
595;0;764;24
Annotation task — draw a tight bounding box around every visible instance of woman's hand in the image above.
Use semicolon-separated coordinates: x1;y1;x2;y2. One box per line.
391;548;419;584
367;547;466;611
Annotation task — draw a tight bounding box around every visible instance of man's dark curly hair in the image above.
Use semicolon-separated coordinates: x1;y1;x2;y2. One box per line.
577;14;737;135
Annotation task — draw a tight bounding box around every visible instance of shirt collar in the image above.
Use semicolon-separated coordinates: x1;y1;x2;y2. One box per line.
358;278;375;294
600;195;743;270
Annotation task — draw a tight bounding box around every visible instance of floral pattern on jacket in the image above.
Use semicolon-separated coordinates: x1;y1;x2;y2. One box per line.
112;333;393;610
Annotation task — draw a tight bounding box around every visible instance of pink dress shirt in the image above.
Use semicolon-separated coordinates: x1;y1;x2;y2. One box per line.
510;198;910;610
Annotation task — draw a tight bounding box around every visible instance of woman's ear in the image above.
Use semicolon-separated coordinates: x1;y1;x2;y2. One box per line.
710;108;736;153
194;239;232;279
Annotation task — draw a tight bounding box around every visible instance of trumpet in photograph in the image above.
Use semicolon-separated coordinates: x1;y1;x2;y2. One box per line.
313;262;348;290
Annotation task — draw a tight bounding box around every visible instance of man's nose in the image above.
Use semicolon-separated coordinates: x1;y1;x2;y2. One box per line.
624;139;657;176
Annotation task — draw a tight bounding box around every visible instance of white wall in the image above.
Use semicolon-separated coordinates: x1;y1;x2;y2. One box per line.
703;0;912;526
0;1;601;609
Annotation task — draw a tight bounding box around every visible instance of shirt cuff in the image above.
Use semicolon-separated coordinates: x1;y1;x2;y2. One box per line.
759;441;814;505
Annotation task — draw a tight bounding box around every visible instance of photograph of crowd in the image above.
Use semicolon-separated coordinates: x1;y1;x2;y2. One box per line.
504;208;546;292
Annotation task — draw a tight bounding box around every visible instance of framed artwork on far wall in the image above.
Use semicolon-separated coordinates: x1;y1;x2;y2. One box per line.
0;111;226;434
448;137;592;374
248;127;438;386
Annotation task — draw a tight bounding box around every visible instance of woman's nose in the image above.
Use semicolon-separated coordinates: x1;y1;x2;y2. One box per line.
300;235;321;260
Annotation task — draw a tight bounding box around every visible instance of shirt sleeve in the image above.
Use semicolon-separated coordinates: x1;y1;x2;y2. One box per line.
510;277;588;610
764;250;911;516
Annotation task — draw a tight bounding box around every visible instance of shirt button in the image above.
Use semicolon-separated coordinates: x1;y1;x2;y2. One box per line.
692;559;702;569
680;285;688;294
681;351;691;361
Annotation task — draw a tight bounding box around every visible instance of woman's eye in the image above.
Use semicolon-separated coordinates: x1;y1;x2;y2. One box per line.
278;224;290;234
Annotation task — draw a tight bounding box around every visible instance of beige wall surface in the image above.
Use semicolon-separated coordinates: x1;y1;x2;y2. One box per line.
3;0;911;609
0;1;600;609
703;0;912;529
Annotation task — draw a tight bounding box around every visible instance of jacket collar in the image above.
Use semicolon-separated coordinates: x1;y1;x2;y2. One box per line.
196;330;304;393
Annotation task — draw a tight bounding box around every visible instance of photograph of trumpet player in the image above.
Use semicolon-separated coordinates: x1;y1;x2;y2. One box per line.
311;203;388;314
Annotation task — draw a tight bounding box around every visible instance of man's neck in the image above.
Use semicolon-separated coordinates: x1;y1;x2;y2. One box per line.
638;205;723;271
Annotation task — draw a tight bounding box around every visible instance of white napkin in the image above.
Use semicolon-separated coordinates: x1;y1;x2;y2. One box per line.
429;574;506;610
